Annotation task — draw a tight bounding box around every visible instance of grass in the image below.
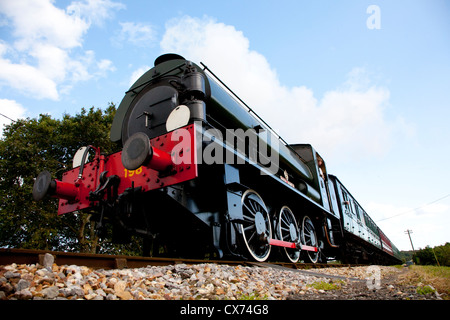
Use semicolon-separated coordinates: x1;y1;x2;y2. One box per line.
310;280;344;291
401;265;450;299
416;285;436;295
237;292;269;300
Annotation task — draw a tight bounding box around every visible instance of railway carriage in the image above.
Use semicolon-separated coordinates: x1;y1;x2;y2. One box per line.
328;175;400;264
33;54;401;265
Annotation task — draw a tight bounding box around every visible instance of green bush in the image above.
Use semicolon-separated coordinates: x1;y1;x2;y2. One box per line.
413;243;450;266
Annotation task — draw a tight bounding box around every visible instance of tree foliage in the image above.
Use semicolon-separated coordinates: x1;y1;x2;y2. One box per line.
413;243;450;266
0;105;124;253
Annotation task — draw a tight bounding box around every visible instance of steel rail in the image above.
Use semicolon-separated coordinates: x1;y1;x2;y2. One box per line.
0;248;365;272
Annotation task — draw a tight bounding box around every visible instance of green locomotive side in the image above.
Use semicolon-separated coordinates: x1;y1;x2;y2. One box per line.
110;54;320;204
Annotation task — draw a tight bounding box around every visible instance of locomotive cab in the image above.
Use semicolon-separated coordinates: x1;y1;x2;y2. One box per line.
288;144;337;215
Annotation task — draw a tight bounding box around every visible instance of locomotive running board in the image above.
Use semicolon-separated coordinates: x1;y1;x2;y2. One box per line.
269;239;318;252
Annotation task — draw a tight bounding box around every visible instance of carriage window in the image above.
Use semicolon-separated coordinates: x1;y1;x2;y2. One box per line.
359;208;366;224
354;203;361;221
350;199;357;216
341;188;348;203
341;188;351;212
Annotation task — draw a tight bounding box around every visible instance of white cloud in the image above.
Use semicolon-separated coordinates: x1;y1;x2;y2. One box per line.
0;99;27;133
129;65;151;87
0;0;120;100
30;43;69;82
311;81;391;158
96;59;116;76
67;0;125;26
1;0;89;51
0;52;59;100
114;22;157;48
366;200;450;250
160;16;408;163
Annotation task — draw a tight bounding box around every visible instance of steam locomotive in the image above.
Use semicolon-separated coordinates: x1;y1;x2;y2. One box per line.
33;54;401;264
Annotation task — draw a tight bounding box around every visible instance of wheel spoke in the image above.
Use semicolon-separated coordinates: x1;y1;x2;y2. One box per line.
244;224;255;232
277;206;300;263
247;230;256;243
302;216;319;263
243;203;256;217
248;199;259;214
242;211;255;224
281;215;290;227
239;190;272;262
244;224;256;232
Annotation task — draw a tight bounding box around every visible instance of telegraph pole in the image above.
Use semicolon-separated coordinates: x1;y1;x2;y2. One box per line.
405;229;415;252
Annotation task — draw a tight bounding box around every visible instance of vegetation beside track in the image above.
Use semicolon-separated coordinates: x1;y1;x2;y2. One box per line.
398;265;450;299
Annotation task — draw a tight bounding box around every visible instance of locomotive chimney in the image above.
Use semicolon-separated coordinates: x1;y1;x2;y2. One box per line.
154;53;185;66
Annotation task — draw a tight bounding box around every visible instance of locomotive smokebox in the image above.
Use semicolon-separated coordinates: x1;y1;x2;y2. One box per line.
122;132;173;171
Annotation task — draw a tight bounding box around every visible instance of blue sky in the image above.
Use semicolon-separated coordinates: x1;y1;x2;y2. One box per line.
1;0;449;251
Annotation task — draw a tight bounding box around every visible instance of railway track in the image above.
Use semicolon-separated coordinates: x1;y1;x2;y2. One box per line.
0;248;363;272
1;248;384;302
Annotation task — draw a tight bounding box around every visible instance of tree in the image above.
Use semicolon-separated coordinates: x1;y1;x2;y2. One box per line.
413;243;450;266
0;104;123;253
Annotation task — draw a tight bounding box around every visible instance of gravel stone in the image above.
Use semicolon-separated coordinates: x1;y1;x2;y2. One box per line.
41;286;59;299
4;271;20;279
16;279;30;291
0;261;442;300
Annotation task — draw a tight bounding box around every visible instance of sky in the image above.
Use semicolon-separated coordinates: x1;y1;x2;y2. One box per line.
0;0;449;252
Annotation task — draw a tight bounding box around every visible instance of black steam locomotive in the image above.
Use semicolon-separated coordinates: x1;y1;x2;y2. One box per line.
33;54;401;265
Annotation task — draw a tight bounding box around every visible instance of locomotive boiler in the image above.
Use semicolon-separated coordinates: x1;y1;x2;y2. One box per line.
33;54;401;264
